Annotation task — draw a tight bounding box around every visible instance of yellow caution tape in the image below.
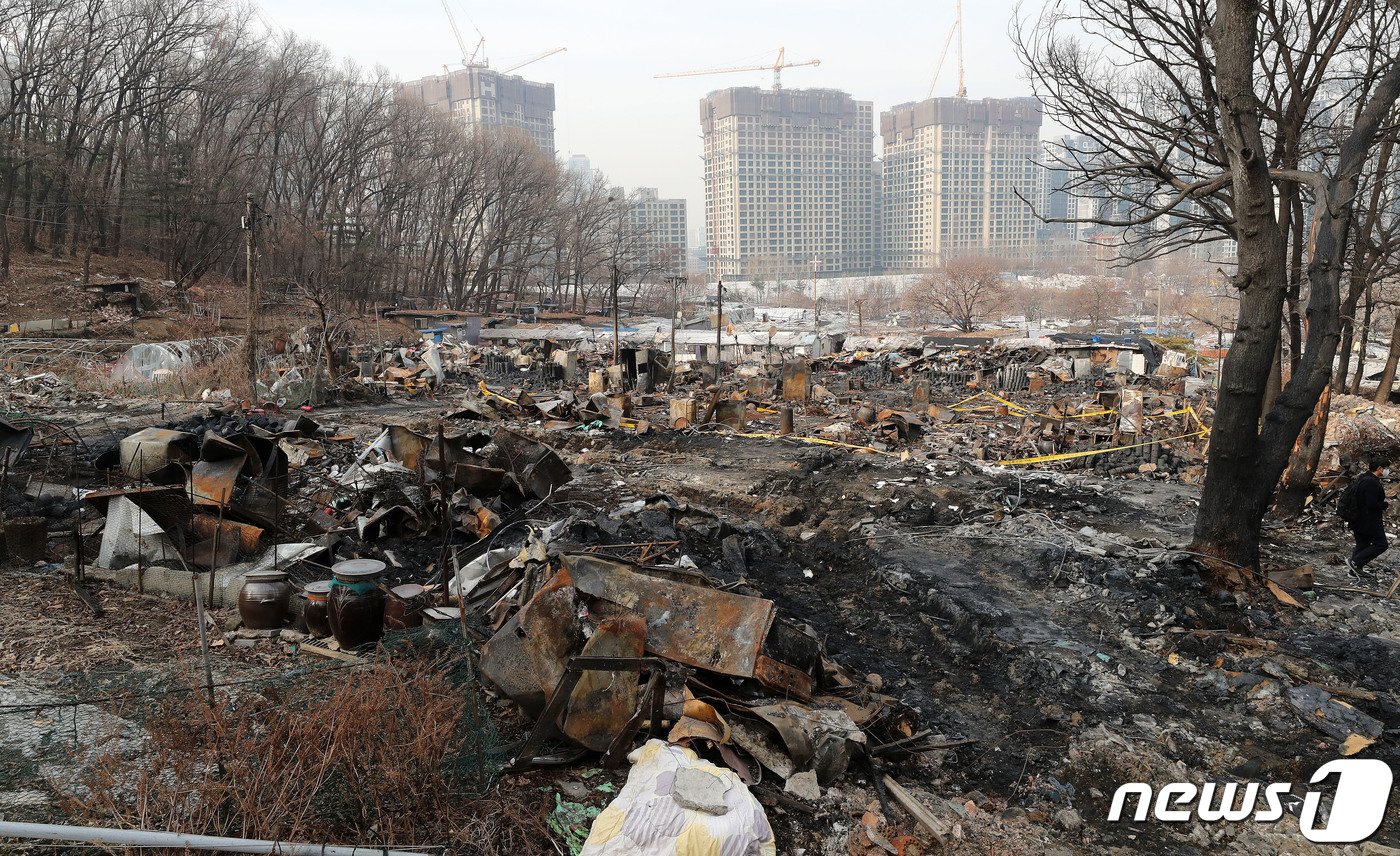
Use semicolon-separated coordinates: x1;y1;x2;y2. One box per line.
996;428;1210;467
478;380;519;406
951;390;1112;421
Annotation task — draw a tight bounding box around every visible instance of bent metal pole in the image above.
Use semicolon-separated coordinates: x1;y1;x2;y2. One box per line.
0;820;432;856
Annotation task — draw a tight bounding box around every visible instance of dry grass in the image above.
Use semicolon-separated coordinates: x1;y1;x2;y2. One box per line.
67;348;253;400
64;651;553;855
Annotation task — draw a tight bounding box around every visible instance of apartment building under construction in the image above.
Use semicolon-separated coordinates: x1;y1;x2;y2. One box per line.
400;66;556;153
701;87;876;279
881;96;1042;270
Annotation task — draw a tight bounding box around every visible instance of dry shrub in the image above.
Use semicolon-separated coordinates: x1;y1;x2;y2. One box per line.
65;653;552;855
67;348;252;400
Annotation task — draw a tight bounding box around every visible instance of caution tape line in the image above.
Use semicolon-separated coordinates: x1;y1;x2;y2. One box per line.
995;428;1210;467
478;380;518;406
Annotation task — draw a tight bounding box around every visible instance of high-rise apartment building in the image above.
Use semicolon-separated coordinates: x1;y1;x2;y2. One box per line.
628;188;688;273
400;67;555;152
880;97;1042;270
565;154;592;178
701;87;875;279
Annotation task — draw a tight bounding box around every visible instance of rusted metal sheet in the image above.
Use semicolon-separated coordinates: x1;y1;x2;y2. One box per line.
387;425;430;470
188;455;245;506
118;428;195;478
478;570;582;716
753;655;814;701
188;515;263;555
713;400;748;430
781;360;809;401
561;613;646;752
564;553;775;678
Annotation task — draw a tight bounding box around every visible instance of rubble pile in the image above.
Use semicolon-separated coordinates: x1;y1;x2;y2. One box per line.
12;311;1400;855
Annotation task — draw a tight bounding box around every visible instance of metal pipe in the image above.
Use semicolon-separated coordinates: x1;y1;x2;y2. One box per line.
0;820;432;856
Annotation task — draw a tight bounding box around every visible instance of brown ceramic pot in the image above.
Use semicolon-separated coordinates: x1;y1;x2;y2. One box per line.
384;583;426;630
239;569;291;630
327;559;386;649
302;579;333;638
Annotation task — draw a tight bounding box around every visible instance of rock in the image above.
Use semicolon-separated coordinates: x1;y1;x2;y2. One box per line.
1054;807;1082;831
672;766;731;815
784;770;821;802
998;806;1027;824
556;780;589;801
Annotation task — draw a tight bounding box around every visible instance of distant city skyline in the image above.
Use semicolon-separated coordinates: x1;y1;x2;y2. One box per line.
258;0;1043;248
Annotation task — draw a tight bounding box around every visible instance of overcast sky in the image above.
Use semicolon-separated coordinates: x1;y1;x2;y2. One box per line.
259;0;1039;236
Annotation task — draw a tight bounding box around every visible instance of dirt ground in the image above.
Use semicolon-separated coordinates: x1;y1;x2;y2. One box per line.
0;392;1397;855
0;242;1396;853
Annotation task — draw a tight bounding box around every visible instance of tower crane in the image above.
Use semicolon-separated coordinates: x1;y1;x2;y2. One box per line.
655;47;820;91
440;0;486;67
926;0;967;99
500;47;567;75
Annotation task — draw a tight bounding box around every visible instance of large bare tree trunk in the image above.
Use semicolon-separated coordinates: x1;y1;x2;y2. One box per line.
1274;384;1331;518
1192;0;1400;575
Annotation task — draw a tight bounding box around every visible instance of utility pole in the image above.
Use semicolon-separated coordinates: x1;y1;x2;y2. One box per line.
242;193;258;395
714;278;724;382
611;262;620;364
663;273;686;391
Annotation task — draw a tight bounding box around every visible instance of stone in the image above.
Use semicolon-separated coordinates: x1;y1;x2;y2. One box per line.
998;806;1027;824
672;766;731;815
784;770;821;801
1054;808;1082;831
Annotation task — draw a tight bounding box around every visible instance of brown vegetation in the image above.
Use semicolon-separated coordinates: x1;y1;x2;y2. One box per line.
905;258;1008;332
66;652;550;854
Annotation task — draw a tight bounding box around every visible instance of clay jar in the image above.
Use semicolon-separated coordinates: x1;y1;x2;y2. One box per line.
239;569;291;630
327;559;386;649
384;583;427;630
302;580;333;638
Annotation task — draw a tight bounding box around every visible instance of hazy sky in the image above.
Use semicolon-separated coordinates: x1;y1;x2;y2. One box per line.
259;0;1038;235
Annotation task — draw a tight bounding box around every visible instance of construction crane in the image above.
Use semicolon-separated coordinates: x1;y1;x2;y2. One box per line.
926;0;967;99
440;0;486;67
500;47;567;75
655;47;820;91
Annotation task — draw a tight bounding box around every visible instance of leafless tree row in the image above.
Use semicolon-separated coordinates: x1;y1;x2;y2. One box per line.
0;0;669;313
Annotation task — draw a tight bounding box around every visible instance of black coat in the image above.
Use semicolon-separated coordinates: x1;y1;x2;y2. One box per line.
1353;470;1388;533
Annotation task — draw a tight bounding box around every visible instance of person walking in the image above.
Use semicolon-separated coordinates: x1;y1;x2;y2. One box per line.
1344;456;1390;575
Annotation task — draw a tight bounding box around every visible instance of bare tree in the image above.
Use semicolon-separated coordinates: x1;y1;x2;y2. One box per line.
1017;0;1400;575
1064;277;1126;331
906;258;1007;332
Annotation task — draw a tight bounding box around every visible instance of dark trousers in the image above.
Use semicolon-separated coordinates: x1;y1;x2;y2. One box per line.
1351;522;1389;570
